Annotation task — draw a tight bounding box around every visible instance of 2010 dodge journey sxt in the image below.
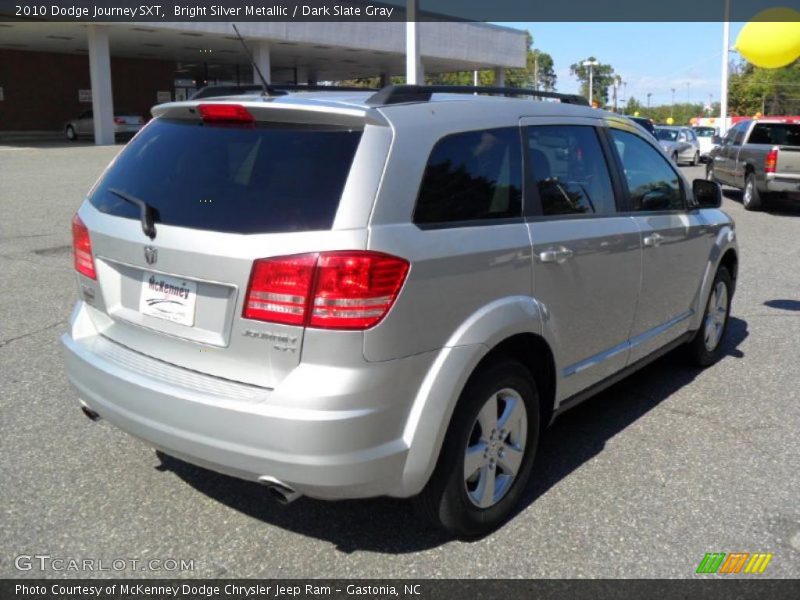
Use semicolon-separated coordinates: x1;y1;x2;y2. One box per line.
63;85;738;536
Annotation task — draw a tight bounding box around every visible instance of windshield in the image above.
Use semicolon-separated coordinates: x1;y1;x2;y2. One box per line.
694;127;716;137
656;129;679;142
88;118;363;234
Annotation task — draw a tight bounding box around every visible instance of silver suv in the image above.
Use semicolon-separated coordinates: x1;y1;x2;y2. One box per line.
63;85;738;537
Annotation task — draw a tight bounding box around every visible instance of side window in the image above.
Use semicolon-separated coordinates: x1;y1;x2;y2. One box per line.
526;125;616;216
610;129;684;212
733;123;748;145
414;127;522;225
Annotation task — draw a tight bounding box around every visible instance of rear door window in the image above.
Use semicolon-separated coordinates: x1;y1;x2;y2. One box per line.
89;118;363;234
749;123;800;145
526;125;616;216
414;127;523;225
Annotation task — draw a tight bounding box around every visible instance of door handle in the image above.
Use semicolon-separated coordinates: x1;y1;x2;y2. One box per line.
643;233;664;247
538;246;574;263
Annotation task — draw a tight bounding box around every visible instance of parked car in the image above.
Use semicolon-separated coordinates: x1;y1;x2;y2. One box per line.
692;125;719;162
655;126;701;165
63;85;737;537
707;119;800;210
628;116;657;138
65;109;145;141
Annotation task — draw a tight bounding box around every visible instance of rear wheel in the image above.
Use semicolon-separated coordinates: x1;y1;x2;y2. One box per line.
691;151;699;166
686;266;733;367
413;358;540;537
743;173;763;211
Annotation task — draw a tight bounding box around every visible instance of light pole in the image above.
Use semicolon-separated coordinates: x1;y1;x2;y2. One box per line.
647;92;652;109
582;59;598;105
687;81;691;104
720;0;731;133
671;87;676;117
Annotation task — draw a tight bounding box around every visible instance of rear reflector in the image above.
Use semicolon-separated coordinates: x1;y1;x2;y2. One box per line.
765;148;778;174
243;251;409;330
198;104;255;124
71;214;96;280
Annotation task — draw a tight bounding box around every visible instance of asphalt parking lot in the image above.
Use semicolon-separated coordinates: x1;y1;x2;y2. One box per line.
1;143;799;579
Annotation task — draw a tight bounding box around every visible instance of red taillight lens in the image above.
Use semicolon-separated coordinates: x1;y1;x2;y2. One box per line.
198;104;255;124
310;252;410;329
71;214;96;279
765;148;778;174
243;251;409;330
243;254;317;325
113;117;125;124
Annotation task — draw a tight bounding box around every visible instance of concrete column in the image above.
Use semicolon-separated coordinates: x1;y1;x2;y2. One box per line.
405;0;422;84
253;41;271;85
296;66;309;86
379;72;389;88
494;67;505;88
87;25;115;146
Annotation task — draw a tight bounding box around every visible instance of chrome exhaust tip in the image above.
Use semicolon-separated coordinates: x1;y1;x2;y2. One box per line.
79;400;100;421
258;475;302;505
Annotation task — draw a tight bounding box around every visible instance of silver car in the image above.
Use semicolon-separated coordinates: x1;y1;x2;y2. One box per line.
65;109;145;141
62;86;738;537
656;126;702;166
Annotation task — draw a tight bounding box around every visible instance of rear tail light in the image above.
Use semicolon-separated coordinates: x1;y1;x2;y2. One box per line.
71;214;96;279
244;251;409;330
765;148;778;174
113;117;125;124
198;104;255;124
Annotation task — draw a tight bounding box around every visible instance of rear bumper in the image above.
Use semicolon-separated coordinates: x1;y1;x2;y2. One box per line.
62;304;436;500
766;176;800;195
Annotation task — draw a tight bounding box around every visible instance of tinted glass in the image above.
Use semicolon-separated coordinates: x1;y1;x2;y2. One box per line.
526;125;615;216
733;123;749;145
694;127;716;137
414;127;522;225
89;118;362;234
610;129;684;212
749;123;800;145
656;128;679;141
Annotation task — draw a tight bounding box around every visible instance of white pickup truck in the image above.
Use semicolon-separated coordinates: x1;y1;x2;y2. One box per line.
707;120;800;210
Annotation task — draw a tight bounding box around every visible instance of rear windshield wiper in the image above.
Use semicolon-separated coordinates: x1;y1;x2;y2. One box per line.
107;188;158;239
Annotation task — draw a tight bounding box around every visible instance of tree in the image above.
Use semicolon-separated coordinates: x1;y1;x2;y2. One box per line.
570;57;616;106
728;58;800;116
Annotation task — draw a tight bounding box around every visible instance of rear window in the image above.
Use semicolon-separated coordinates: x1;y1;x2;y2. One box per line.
89;118;363;234
748;123;800;146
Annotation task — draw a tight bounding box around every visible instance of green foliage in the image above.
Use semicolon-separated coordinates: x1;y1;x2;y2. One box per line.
570;57;616;105
728;58;800;116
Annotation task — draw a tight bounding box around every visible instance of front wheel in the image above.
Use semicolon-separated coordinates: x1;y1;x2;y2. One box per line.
412;358;540;537
672;152;679;165
685;266;733;367
65;125;77;141
691;152;699;166
706;164;716;182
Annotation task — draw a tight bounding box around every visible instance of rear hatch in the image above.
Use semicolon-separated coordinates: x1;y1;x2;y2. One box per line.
77;100;367;388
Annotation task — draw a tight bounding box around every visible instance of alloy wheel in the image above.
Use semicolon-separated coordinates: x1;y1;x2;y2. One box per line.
464;388;528;509
703;281;729;351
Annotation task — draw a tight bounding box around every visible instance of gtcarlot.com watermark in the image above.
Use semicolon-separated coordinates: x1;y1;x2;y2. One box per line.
14;554;195;573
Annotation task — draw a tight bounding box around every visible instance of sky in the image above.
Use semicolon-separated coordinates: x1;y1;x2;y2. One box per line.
500;22;747;107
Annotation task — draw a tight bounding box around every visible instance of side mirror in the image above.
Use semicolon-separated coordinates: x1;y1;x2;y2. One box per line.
693;179;722;209
711;135;722;145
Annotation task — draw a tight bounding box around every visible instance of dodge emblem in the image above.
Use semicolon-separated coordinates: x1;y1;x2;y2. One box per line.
144;246;158;265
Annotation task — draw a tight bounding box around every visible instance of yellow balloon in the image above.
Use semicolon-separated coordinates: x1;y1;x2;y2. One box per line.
735;8;800;69
633;111;640;117
666;117;675;125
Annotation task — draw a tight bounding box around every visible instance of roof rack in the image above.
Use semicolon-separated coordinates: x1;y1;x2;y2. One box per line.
190;84;379;100
365;85;590;107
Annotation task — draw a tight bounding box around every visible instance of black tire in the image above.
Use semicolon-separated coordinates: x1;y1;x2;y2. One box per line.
743;172;763;211
706;164;716;182
65;125;77;141
412;358;540;538
672;152;679;165
686;266;733;367
691;152;699;166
